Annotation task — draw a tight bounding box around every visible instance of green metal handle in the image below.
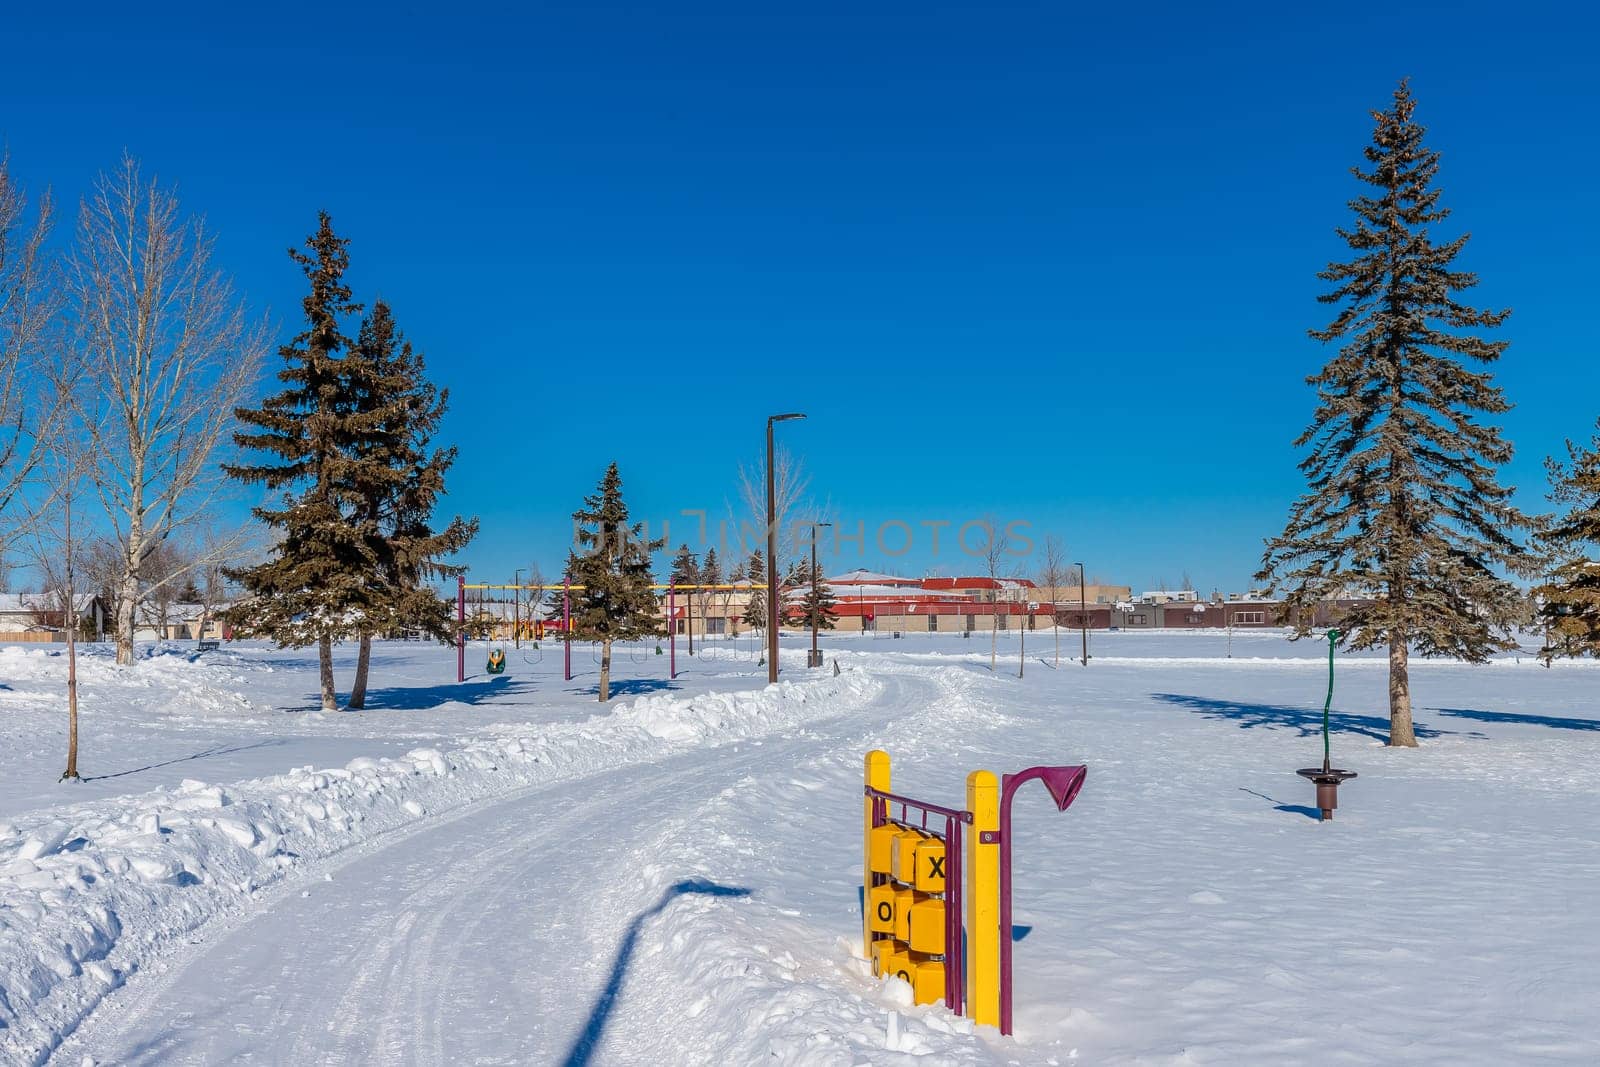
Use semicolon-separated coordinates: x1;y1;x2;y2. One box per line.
1323;629;1340;768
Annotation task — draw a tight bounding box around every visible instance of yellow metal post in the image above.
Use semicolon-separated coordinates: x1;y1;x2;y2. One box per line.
864;750;891;956
965;769;1000;1027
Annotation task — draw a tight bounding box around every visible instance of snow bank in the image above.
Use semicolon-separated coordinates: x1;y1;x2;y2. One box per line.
0;669;881;1066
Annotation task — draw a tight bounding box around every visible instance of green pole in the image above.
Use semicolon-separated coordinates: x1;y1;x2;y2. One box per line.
1322;628;1340;770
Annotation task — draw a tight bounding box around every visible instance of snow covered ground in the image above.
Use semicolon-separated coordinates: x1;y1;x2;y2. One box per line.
2;629;1597;1065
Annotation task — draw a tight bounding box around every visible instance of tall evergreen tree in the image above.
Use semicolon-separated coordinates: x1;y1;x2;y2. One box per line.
567;463;663;701
742;550;766;633
1259;81;1531;747
342;300;477;707
1534;427;1600;660
667;543;700;641
798;558;839;632
669;543;700;587
225;214;369;710
699;546;722;639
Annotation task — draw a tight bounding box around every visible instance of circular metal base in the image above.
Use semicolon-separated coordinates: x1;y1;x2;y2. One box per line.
1296;767;1356;821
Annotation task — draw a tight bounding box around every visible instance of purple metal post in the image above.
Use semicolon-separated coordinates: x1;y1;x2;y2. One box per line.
997;765;1087;1036
669;582;677;680
563;575;572;682
456;576;465;683
945;811;965;1016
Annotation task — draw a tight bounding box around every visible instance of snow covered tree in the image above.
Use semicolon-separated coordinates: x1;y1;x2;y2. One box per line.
225;213;370;711
742;550;766;633
341;301;477;708
566;463;663;701
1534;426;1600;660
1258;81;1531;747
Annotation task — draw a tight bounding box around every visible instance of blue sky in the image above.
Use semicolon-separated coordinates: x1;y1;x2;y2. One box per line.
4;1;1595;593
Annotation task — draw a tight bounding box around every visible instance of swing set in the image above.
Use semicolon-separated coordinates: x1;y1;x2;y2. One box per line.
455;577;753;684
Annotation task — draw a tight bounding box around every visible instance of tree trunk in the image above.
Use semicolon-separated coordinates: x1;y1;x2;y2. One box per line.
349;632;372;709
318;634;338;711
64;633;79;779
990;598;998;669
599;639;612;702
115;569;138;666
1388;630;1417;747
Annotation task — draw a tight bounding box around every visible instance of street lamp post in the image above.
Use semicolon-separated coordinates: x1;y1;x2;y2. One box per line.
1076;562;1088;667
513;568;523;649
766;413;806;683
809;521;832;667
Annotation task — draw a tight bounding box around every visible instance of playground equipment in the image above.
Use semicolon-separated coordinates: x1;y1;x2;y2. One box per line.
455;578;751;683
1296;629;1356;820
486;647;506;675
863;749;1087;1035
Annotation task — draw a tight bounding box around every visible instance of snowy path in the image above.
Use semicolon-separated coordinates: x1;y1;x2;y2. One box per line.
68;668;966;1066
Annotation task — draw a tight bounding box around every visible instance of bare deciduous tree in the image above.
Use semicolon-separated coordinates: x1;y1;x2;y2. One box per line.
134;539;191;640
25;376;95;780
734;445;829;591
0;155;68;558
1038;533;1071;668
68;156;268;665
976;514;1011;670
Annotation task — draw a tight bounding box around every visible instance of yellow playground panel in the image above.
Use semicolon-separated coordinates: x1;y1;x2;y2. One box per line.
862;748;1087;1035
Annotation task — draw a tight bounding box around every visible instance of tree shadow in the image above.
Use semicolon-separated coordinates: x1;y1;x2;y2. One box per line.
1152;693;1454;742
286;675;532;712
80;739;287;782
1239;786;1321;821
356;675;535;710
574;677;680;698
561;879;751;1067
1434;707;1600;732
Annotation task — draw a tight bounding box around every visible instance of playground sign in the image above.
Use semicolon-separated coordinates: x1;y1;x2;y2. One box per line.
863;750;1087;1036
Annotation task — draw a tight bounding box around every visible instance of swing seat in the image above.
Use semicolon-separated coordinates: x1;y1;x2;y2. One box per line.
486;649;507;675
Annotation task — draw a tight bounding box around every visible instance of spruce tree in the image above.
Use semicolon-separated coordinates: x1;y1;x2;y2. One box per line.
742;550;767;632
799;558;839;632
567;463;663;701
225;214;369;710
1259;81;1530;747
667;543;700;645
1534;427;1600;659
342;301;477;707
669;543;700;588
699;546;722;642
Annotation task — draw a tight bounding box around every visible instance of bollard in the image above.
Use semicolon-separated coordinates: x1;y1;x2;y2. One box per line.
964;770;1000;1028
863;750;890;955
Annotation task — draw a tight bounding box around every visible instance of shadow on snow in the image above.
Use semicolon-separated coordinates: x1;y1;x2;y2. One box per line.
1434;706;1600;732
1238;786;1321;821
1151;692;1455;742
561;879;751;1067
284;674;532;713
570;677;681;699
81;739;287;783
